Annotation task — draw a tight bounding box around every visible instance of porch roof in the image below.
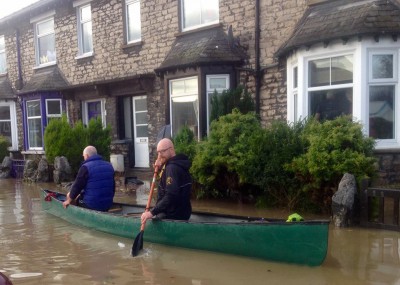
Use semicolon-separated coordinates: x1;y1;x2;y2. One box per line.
0;76;15;99
156;26;246;73
276;0;400;57
18;65;69;95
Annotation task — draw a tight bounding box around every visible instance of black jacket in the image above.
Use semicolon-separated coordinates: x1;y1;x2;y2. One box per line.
151;154;192;220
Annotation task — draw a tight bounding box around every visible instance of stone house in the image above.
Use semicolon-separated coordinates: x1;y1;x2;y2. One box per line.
0;0;399;184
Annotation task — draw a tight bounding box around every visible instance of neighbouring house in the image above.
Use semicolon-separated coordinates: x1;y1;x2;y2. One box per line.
0;0;399;185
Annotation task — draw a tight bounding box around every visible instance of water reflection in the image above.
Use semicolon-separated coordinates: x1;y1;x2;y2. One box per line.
0;179;399;284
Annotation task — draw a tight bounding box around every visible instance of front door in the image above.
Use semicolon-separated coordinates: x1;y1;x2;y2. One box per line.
133;96;149;167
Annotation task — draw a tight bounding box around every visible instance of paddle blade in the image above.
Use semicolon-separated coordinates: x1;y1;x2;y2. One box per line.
131;230;144;256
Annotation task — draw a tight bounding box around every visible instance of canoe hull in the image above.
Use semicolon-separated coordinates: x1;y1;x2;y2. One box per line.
41;190;329;266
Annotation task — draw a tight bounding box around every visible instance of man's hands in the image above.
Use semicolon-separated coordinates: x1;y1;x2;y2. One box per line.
141;211;153;224
62;192;73;209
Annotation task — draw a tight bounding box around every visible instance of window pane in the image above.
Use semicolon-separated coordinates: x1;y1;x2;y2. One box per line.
82;21;93;53
47;100;61;115
309;88;353;121
27;101;41;117
182;0;218;30
369;85;394;139
171;80;185;95
135;98;146;111
81;5;91;21
0;53;6;73
0;106;10;120
127;0;141;42
38;34;56;63
0;36;4;50
209;78;227;89
309;58;330;87
0;121;11;144
332;55;353;84
136;125;148;137
87;101;101;121
135;112;147;124
171;98;199;138
28;118;43;148
184;78;198;93
293;67;298;88
372;54;393;79
37;19;53;35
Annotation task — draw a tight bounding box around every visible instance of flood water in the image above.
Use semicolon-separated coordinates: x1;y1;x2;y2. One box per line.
0;178;400;285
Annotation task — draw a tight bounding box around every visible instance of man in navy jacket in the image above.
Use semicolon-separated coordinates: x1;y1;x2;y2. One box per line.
141;138;192;222
63;145;115;211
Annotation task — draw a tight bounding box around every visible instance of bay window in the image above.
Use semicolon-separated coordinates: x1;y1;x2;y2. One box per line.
27;100;43;149
287;38;400;149
0;102;17;150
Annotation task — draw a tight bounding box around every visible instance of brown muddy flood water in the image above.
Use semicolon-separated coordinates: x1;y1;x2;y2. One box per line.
0;179;399;285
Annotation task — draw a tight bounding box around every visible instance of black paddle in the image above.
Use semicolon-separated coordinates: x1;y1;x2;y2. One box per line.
131;165;159;256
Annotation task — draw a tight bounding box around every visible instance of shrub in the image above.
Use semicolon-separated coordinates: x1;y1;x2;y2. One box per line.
286;116;377;212
191;109;261;199
173;125;197;162
44;116;112;174
0;136;10;162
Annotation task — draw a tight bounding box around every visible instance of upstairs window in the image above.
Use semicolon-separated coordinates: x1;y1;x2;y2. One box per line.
75;1;93;56
125;0;141;43
0;36;6;74
32;15;56;66
181;0;219;32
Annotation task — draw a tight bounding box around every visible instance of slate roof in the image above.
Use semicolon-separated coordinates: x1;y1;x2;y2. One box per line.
156;26;246;73
18;65;69;94
276;0;400;57
0;76;15;99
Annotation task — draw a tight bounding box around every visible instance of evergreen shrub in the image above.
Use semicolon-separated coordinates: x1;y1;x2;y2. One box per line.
0;136;10;162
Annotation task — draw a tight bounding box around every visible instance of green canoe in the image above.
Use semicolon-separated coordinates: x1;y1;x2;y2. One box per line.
41;189;329;266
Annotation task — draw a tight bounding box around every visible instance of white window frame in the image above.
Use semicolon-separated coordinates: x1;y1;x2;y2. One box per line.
0;102;17;150
206;74;229;134
31;11;56;67
74;0;93;57
0;35;6;74
82;99;106;127
286;37;400;150
125;0;141;44
169;76;199;139
181;0;219;32
45;99;62;124
26;100;43;150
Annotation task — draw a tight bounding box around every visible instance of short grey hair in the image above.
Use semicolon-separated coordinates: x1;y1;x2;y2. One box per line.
83;145;97;157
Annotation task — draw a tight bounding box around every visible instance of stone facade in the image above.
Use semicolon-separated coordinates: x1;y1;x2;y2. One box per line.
0;0;399;184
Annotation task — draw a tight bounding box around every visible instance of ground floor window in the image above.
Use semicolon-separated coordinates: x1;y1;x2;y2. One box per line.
206;74;229;134
286;37;400;149
82;99;105;126
169;77;199;139
0;102;17;150
23;93;64;150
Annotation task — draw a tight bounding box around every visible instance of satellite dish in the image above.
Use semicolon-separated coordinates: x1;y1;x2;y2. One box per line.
156;125;171;144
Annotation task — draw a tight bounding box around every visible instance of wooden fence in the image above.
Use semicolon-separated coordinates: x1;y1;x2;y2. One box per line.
360;179;400;231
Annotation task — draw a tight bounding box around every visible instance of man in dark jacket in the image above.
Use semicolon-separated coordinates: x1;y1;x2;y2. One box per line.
62;145;115;212
141;138;192;222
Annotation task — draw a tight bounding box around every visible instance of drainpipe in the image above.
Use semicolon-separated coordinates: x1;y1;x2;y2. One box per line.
15;29;23;91
255;0;261;115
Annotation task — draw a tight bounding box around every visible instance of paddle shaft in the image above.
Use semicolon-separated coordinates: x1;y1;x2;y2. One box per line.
140;165;159;231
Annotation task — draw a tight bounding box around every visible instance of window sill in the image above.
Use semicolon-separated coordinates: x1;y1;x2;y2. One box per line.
22;150;45;155
121;41;143;51
174;23;222;38
33;62;57;70
75;52;94;60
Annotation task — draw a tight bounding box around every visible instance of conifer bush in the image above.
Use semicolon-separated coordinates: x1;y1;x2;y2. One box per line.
0;135;10;162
